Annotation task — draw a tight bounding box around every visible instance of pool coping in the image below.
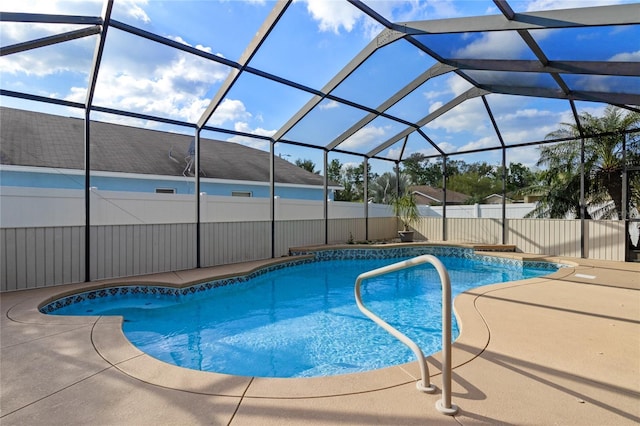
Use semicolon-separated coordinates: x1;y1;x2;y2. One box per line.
18;243;578;399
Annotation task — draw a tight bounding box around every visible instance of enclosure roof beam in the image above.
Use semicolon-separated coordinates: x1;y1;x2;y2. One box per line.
270;27;405;142
449;59;640;77
196;0;291;129
0;12;102;25
367;87;488;158
0;26;101;57
483;96;506;148
325;63;455;152
482;85;640;105
397;4;640;35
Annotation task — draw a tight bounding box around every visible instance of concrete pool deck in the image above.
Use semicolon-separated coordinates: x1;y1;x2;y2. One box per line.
1;252;639;425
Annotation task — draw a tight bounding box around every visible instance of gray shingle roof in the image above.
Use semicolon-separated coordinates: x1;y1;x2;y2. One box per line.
0;107;329;186
409;185;470;205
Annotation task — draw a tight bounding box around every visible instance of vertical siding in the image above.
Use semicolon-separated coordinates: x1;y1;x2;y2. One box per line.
91;223;196;281
275;220;325;256
1;226;85;291
414;217;443;241
368;217;397;241
586;220;625;261
201;221;271;267
0;218;630;292
507;219;581;257
445;218;502;244
328;218;366;243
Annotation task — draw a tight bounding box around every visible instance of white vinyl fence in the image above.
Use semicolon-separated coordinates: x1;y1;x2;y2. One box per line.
0;187;629;291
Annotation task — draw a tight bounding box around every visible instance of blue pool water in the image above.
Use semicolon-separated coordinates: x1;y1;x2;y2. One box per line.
46;254;557;378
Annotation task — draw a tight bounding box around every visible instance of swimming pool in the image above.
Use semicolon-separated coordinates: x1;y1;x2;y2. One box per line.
42;247;562;378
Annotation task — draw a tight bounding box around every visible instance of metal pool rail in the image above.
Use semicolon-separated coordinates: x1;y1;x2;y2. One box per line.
354;254;459;416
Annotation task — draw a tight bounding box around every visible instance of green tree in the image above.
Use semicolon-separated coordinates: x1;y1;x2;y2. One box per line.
327;159;378;202
527;106;639;219
369;172;410;204
295;159;319;174
447;172;499;204
492;162;538;201
327;159;343;183
506;162;537;192
401;153;444;186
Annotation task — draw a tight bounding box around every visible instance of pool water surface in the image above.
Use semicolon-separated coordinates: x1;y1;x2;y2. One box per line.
45;253;558;378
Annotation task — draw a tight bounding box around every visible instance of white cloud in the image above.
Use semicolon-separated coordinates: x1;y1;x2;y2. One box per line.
425;97;488;134
436;141;456;152
456;136;496;152
448;75;473;96
227;122;275;150
320;100;340;110
227;133;270;150
64;49;232;123
122;0;151;23
506;146;539;168
234;122;276;137
525;0;627;11
169;36;215;55
340;125;387;150
428;101;444;114
207;99;251;126
453;31;527;60
0;0;150;77
373;0;464;21
0;0;102;14
401;144;442;158
610;50;640;61
423;90;448;100
0;39;94;77
304;0;363;34
386;146;403;160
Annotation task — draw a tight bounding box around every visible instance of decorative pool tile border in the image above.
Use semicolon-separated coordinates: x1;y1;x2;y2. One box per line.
41;246;566;314
291;246;566;272
40;257;314;314
290;246;475;261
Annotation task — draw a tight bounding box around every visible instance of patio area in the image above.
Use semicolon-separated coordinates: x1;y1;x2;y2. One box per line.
1;254;638;425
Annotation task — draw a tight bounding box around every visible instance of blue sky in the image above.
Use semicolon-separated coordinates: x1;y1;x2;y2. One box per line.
1;0;639;176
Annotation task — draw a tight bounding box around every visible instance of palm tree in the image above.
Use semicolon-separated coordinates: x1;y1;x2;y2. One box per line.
528;106;639;219
369;172;410;204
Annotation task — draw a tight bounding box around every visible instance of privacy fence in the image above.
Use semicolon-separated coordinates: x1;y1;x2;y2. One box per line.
0;188;629;291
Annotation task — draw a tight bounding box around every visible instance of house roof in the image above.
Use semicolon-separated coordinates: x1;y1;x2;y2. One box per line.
3;3;638;168
409;185;470;205
484;193;514;202
0;107;333;187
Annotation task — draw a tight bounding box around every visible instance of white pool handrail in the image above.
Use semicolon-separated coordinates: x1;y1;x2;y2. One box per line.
354;254;459;416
